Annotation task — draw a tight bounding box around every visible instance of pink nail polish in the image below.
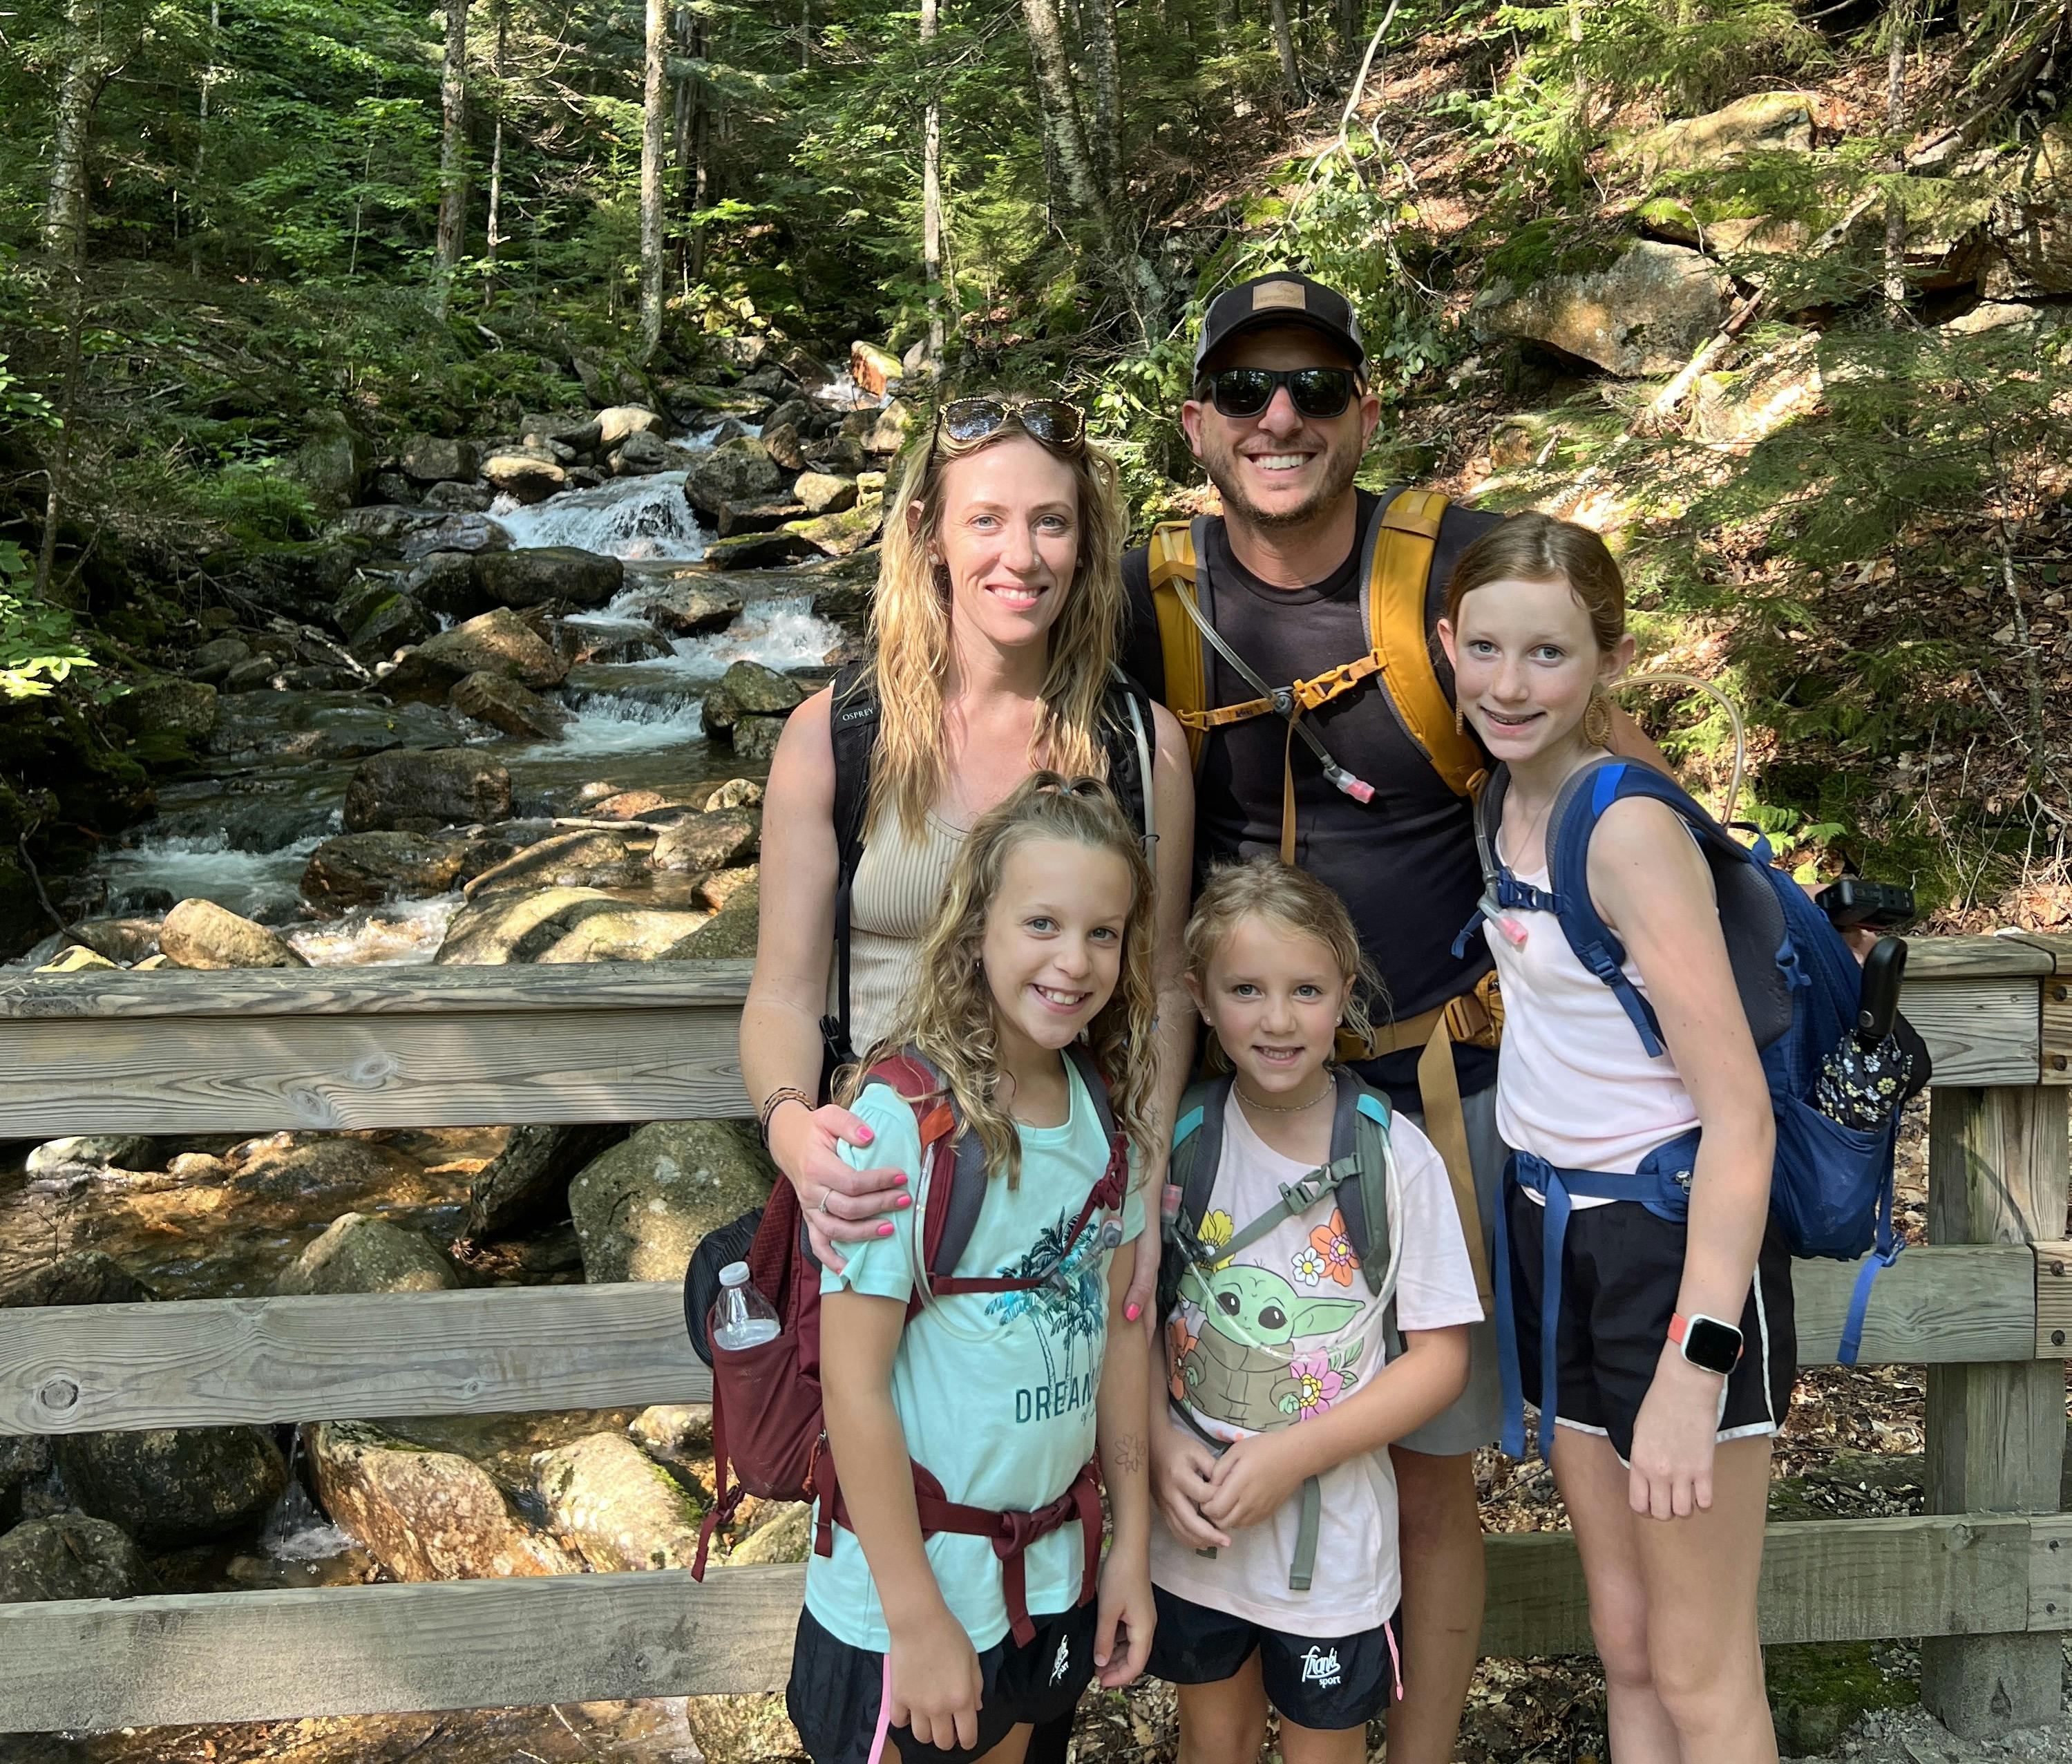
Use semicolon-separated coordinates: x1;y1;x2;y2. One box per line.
877;1222;895;1237
1125;1303;1141;1322
894;1173;908;1184
897;1195;913;1209
857;1127;873;1143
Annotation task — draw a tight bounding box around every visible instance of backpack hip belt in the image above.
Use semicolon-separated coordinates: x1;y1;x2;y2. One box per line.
814;1454;1103;1645
1329;970;1503;1312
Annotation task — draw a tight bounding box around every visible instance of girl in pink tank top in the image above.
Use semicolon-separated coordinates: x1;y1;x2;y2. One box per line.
1438;514;1789;1764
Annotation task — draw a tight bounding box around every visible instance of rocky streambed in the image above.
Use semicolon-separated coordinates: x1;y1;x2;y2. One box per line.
3;359;892;1764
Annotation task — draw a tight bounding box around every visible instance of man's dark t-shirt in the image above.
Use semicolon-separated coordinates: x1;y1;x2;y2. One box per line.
1121;489;1503;1104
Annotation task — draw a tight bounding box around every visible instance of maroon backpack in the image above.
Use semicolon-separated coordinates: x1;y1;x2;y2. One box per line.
687;1045;1128;1640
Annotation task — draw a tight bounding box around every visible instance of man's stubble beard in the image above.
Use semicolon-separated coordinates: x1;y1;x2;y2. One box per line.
1199;425;1365;534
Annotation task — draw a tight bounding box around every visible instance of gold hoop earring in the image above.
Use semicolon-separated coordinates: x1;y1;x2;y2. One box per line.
1583;690;1613;748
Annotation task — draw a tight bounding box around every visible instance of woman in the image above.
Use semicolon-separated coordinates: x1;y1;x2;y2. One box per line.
742;392;1194;1312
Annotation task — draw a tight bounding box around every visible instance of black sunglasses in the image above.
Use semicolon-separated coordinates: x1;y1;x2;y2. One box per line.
934;396;1086;451
1200;366;1360;420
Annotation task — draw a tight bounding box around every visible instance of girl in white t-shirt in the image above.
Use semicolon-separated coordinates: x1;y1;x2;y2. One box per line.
1438;513;1789;1764
1148;859;1481;1764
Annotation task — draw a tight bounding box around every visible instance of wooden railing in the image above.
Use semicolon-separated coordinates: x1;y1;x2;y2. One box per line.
0;939;2067;1740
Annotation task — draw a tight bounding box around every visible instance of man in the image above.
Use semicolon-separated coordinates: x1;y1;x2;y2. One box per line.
1123;272;1664;1763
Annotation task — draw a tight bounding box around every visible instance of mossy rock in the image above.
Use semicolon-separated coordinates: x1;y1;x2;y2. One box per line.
1765;1642;1917;1754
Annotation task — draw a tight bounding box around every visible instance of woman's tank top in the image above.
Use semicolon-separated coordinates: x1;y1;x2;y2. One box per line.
835;810;965;1054
1485;852;1699;1199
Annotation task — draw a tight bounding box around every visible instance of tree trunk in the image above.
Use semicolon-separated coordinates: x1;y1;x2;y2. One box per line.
640;0;669;359
486;0;508;272
800;0;811;68
1020;0;1108;222
1884;0;1911;308
683;12;710;282
431;0;469;319
44;0;120;258
1337;0;1355;61
1085;0;1122;206
922;0;946;361
1266;0;1300;97
190;0;220;274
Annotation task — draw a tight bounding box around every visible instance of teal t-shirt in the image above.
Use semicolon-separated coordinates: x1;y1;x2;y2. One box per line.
804;1058;1145;1653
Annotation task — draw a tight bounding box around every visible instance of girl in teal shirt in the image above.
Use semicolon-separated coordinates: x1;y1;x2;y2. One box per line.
786;775;1159;1764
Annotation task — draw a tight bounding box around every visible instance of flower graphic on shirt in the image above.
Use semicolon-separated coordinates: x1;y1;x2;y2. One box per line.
1166;1317;1197;1403
1195;1208;1235;1270
1290;1244;1328;1287
1282;1351;1347;1419
1309;1209;1358;1287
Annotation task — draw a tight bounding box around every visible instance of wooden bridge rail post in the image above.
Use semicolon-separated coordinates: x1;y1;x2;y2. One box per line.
1923;932;2072;1737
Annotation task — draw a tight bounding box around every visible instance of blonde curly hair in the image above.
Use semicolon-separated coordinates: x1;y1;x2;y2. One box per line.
858;399;1131;841
1183;857;1385;1068
840;772;1159;1188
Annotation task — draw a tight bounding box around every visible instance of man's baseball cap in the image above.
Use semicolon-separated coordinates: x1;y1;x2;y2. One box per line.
1193;272;1366;374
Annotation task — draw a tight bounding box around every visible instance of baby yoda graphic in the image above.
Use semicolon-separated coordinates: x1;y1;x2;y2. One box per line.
1177;1262;1361;1433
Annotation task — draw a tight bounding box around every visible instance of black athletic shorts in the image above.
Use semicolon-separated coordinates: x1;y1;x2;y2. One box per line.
1146;1586;1401;1731
786;1601;1096;1764
1505;1186;1797;1464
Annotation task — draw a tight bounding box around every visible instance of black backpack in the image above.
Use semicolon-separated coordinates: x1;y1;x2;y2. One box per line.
818;661;1158;1074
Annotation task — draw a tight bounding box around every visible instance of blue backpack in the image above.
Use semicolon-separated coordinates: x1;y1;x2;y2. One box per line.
1458;757;1921;1459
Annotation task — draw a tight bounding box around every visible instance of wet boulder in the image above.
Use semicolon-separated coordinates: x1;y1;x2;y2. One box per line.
730;1500;812;1566
535;1432;705;1572
0;1513;157;1602
786;500;884;559
700;529;816;569
397;513;510;561
307;1421;578;1581
685;438;783;517
343;589;433;660
475;545;625;611
482;448;567;504
26;1135;155;1177
187;636;251;684
465;826;658;900
0;1437;50;1530
159;898;309;969
36;944;117;973
385;607;568;701
863;400;914;457
634;580;742;636
717;495;809;536
651;806;761;873
761;422;806;473
112;677;218;744
794;472;859;515
272;1212;463;1296
301;830;470;911
731;716;789;762
424;480;495;514
806;434;868;476
665;882;760;959
403;551;488;622
569;1119;776;1283
629;1403;713;1468
433;886;711;965
701;660;803;736
220;655;285;693
704;778;765;812
0;1251;154;1309
56;1426;287;1546
449;671;571;741
399;435;482;484
466;1123;629;1240
850;339;903;397
611;429;671;475
596;405;665;449
344;748;513;834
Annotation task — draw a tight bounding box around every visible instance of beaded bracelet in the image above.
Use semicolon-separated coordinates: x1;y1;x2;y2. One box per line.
757;1085;814;1147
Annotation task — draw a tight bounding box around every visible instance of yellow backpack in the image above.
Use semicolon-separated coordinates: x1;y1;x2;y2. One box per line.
1146;486;1499;1305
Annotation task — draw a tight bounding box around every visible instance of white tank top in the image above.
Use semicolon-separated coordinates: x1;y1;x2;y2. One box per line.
1485;853;1699;1205
833;809;964;1056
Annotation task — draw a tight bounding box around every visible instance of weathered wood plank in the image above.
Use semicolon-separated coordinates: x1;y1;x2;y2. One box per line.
1479;1514;2035;1657
1791;1245;2036;1366
0;1004;752;1136
1923;1084;2072;1736
0;960;757;1020
1;1246;2033;1438
1897;976;2042;1089
0;1517;2049;1731
2033;1240;2072;1357
1904;936;2058;979
0;1283;712;1436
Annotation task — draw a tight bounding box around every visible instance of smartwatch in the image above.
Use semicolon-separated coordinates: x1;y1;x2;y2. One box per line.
1669;1311;1743;1376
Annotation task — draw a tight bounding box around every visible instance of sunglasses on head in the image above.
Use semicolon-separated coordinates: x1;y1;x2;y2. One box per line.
934;396;1086;451
1199;366;1360;420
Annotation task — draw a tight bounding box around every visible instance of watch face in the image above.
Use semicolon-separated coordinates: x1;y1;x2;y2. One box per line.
1683;1316;1742;1376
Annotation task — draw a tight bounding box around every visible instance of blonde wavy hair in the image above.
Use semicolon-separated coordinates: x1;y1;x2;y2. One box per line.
1184;857;1386;1067
859;400;1131;840
839;773;1159;1188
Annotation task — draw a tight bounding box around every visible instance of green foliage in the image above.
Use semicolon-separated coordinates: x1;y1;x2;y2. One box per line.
0;545;97;700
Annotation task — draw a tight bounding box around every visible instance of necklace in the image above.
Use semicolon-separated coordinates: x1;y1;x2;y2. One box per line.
1234;1077;1334;1115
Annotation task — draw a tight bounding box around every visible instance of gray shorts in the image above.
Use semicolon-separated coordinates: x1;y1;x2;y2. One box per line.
1393;1085;1504;1459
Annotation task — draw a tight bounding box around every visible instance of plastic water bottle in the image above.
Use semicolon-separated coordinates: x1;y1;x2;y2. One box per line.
710;1261;781;1352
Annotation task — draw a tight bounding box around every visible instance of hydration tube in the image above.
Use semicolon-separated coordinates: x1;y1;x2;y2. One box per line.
1610;670;1747;826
